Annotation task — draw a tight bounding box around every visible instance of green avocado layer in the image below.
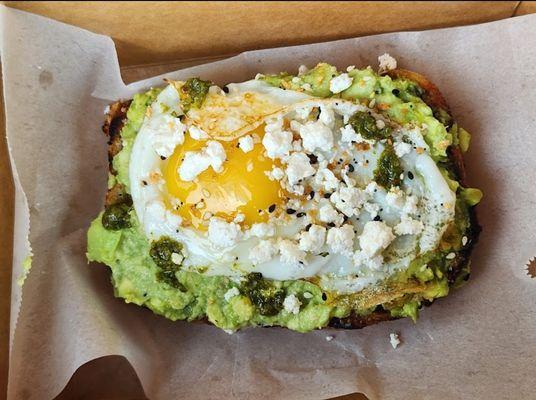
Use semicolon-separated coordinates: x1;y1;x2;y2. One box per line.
87;64;481;332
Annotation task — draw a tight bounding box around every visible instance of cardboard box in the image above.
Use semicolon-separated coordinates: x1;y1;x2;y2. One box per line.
1;2;534;399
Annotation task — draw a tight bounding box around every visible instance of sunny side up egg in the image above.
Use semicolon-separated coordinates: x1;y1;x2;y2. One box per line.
129;78;456;293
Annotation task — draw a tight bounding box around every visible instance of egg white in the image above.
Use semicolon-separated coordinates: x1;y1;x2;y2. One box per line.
129;80;455;293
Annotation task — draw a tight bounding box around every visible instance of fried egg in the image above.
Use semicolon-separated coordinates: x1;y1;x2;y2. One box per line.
129;78;455;293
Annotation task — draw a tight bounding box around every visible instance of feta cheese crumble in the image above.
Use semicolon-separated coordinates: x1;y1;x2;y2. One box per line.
189;125;209;140
359;221;395;257
329;73;353;94
149;114;186;158
326;224;355;256
278;239;307;266
285;152;316;185
394;216;424;236
283;294;302;315
389;332;401;349
299;120;334;153
378;53;397;73
238;135;254;153
298;224;327;252
249;239;278;264
224;287;240;302
178;140;226;181
208;217;241;247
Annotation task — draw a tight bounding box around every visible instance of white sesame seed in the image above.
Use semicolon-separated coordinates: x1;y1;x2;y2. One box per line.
399;173;404;180
446;252;456;260
303;292;313;299
325;335;334;342
462;236;468;246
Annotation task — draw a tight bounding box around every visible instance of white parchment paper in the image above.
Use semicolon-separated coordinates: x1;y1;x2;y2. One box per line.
2;6;536;399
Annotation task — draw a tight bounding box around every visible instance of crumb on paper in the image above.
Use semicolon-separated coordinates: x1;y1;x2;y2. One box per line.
325;335;334;342
378;53;397;73
389;332;401;349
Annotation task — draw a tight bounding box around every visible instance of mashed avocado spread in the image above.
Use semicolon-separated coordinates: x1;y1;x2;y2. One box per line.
88;63;481;332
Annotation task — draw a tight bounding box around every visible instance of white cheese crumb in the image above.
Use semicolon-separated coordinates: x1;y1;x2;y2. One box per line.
329;73;353;94
330;186;366;217
283;294;302;315
298;224;327;252
143;200;182;237
178;140;226;181
248;222;275;238
285;152;316;185
394;216;424;236
224;287;240;302
318;104;336;128
238;135;254;153
315;165;340;192
298;120;334;153
262;129;293;159
389;332;401;349
298;64;309;76
340;124;361;143
233;213;245;223
263;117;293;159
446;252;456;260
325;335;334;342
249;239;278;264
278;239;307;266
318;203;343;225
359;221;395;257
189;125;209;140
378;53;397;73
394;141;412;158
365;181;380;194
268;167;285;181
326;224;355;256
149;114;186;158
364;202;380;219
385;187;405;209
208;217;241;247
171;252;183;265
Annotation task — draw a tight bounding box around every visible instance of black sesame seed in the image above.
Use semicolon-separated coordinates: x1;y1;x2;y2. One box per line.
308;190;315;200
268;204;276;213
222;86;229;93
160;155;167;160
296;212;306;218
322;293;327;301
327;222;336;228
142;180;148;186
408;171;414;180
305;223;312;231
323;192;332;199
373;215;381;221
392;88;400;95
348;164;355;172
307;153;318;164
286;208;296;214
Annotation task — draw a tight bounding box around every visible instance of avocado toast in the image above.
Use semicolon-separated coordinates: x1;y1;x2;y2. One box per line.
88;58;481;332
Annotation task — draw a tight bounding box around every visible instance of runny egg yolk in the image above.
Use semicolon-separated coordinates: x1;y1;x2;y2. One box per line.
164;125;285;229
